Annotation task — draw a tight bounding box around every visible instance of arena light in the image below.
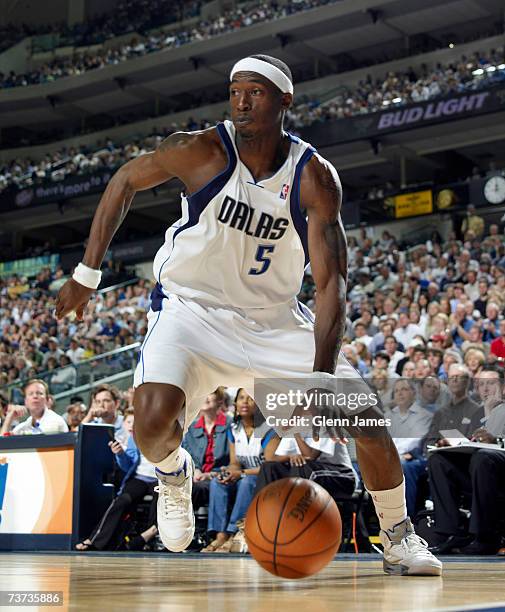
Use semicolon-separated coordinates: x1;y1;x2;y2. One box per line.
472;68;484;76
486;66;496;72
449;43;454;48
392;97;402;104
382;100;391;106
498;64;505;70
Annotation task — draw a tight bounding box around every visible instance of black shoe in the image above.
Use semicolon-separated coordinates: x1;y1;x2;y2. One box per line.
460;538;499;556
429;534;473;554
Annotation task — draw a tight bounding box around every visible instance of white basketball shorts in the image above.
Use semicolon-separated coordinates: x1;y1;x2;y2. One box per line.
133;293;361;432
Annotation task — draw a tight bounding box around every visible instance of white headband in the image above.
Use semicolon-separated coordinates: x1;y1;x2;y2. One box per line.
230;57;293;94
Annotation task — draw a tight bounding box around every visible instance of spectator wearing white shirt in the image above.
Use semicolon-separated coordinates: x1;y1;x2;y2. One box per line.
66;338;86;364
255;433;356;498
353;321;373;348
8;379;68;435
384;335;405;375
385;379;433;517
464;270;480;302
394;312;422;348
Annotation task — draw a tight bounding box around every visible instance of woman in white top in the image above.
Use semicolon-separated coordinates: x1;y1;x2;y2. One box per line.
202;389;275;552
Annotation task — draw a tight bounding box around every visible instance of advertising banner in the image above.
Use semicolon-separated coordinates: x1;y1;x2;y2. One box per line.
394;190;433;218
300;85;505;147
0;447;73;534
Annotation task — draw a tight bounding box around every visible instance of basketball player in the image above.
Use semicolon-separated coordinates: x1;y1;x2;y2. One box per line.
56;55;442;575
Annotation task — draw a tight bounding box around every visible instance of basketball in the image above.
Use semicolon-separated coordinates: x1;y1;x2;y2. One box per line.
244;478;342;579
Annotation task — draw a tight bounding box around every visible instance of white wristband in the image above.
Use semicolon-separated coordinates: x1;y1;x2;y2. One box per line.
72;262;102;289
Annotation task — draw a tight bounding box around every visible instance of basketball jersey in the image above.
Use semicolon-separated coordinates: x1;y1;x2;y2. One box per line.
152;120;316;309
227;421;275;469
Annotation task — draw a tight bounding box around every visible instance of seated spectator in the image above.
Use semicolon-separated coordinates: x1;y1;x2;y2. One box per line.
342;344;369;376
255;432;356;499
99;316;121;339
3;379;68;434
428;401;505;554
201;389;275;553
49;354;77;393
182;389;231;512
449;304;473;348
424;364;483;449
81;383;126;442
400;360;416;378
65;401;86;432
489;319;505;364
383;335;405;375
482;302;500;342
385;379;433;517
463;347;486;377
394;312;422;347
66;338;86;364
370;368;395;411
418;376;449;414
76;409;159;551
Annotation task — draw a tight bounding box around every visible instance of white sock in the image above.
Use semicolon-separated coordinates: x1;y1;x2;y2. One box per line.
367;479;407;532
153;447;185;479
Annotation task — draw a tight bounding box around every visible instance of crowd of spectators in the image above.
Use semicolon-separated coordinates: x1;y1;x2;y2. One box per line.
0;0;339;90
0;265;151;400
1;46;504;196
285;46;505;127
1;214;505;553
0;0;203;56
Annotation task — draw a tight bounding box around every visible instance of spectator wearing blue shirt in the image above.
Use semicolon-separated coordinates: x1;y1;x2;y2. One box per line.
100;316;121;338
482;303;500;342
450;303;474;347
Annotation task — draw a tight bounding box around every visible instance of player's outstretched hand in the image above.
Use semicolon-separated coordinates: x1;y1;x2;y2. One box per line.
55;278;94;321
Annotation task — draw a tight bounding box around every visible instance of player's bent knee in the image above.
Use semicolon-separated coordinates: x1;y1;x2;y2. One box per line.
133;383;186;441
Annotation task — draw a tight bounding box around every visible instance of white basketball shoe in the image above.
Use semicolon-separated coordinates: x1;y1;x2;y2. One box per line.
154;447;195;552
380;518;443;576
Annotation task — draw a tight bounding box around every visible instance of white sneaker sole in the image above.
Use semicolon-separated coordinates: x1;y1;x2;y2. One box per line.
383;559;443;576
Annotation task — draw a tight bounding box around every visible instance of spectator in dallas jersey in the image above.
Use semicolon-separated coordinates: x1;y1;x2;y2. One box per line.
201;389;275;553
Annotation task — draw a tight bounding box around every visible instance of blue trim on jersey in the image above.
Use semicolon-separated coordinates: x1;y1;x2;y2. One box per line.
297;300;315;324
140;310;161;383
150;283;166;312
289;146;316;267
226;427;235;443
261;429;276;449
156;122;237;284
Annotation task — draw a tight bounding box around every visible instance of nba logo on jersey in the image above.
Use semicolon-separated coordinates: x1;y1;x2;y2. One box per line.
280;183;290;199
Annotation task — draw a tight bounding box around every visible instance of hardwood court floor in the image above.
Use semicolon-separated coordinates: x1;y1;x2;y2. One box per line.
0;553;504;612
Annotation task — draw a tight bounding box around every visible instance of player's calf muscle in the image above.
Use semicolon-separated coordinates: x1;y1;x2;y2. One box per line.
133;383;185;460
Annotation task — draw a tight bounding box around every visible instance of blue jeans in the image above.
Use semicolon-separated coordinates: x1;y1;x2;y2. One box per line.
207;475;257;534
402;458;427;518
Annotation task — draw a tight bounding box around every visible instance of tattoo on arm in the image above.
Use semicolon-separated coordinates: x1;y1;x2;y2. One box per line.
320;169;342;201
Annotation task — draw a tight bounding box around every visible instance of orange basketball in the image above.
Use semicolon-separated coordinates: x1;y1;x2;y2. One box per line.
244;477;342;579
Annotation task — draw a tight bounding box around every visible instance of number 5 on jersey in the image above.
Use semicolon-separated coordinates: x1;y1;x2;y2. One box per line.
249;245;275;275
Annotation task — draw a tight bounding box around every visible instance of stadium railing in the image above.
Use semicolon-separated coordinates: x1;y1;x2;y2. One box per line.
1;342;141;404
